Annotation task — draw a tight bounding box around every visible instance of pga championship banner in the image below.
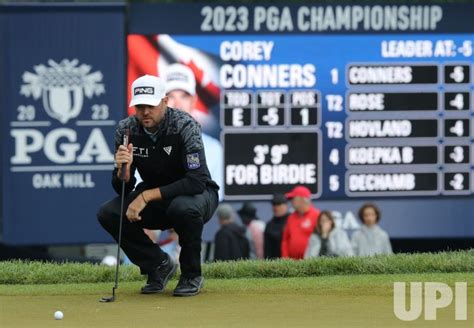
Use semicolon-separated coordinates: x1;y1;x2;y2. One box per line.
128;3;474;239
0;4;126;245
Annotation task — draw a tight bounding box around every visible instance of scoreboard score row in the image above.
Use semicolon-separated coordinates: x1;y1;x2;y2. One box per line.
222;63;473;200
223;91;471;127
222;91;321;127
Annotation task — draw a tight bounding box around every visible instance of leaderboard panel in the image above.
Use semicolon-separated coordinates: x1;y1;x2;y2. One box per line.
343;62;472;198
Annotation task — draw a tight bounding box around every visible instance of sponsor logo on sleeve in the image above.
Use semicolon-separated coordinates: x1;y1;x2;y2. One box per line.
186;153;200;169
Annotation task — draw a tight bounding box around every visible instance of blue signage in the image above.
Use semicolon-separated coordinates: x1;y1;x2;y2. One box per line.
0;4;126;245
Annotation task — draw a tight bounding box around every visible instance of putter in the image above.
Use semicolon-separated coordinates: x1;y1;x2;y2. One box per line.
101;130;129;303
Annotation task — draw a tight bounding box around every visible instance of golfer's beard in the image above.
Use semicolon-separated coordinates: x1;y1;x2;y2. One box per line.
140;117;157;128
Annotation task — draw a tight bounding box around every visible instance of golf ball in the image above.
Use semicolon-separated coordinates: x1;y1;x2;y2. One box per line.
54;311;63;320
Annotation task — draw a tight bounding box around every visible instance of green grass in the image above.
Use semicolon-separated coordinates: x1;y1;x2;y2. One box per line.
0;250;473;285
1;274;474;328
1;273;474;296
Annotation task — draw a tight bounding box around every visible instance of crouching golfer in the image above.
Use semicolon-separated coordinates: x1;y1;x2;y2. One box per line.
98;75;219;296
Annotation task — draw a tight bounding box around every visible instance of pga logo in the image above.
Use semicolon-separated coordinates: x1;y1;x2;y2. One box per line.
11;59;113;165
20;58;105;124
393;282;468;321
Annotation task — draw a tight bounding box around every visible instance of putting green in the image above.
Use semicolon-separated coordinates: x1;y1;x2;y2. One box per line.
1;274;473;327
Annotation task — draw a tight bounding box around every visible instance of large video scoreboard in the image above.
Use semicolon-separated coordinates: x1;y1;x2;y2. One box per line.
129;3;473;238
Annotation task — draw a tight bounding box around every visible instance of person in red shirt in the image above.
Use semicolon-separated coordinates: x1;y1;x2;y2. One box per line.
281;186;320;259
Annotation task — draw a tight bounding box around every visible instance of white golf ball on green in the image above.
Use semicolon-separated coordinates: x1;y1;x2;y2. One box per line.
54;311;64;320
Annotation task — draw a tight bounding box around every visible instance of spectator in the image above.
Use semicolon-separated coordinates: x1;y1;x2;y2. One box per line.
281;186;320;259
214;204;250;261
304;211;353;258
264;193;290;259
351;203;393;256
237;202;266;259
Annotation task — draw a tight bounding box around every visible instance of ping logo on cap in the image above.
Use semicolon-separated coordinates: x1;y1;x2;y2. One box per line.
134;87;155;95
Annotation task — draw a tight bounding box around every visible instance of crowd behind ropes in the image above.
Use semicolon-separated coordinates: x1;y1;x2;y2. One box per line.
213;185;393;261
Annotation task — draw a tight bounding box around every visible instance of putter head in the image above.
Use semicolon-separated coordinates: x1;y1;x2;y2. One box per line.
100;295;115;303
100;287;116;302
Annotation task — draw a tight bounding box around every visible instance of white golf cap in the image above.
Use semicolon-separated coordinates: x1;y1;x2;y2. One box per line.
129;75;166;107
164;64;196;96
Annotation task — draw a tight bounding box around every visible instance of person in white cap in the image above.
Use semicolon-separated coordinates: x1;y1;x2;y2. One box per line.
97;74;219;297
164;63;224;201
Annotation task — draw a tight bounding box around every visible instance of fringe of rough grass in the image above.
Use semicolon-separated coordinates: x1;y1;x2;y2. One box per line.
0;250;473;285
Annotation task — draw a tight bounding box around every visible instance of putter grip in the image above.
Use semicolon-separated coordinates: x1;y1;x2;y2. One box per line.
120;130;129;180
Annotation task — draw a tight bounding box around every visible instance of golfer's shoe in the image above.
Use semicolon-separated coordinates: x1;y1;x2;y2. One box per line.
173;276;204;297
141;255;177;294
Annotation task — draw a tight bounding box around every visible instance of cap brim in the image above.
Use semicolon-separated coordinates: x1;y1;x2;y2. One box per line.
286;193;311;199
129;97;162;107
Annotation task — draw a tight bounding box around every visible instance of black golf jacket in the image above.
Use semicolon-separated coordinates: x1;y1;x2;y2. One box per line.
111;107;219;200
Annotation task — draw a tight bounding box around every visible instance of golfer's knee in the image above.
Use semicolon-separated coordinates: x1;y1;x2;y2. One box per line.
166;198;201;221
97;202;117;227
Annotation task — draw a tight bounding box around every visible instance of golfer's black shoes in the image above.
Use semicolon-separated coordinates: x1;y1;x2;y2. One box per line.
141;254;177;294
173;276;204;297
